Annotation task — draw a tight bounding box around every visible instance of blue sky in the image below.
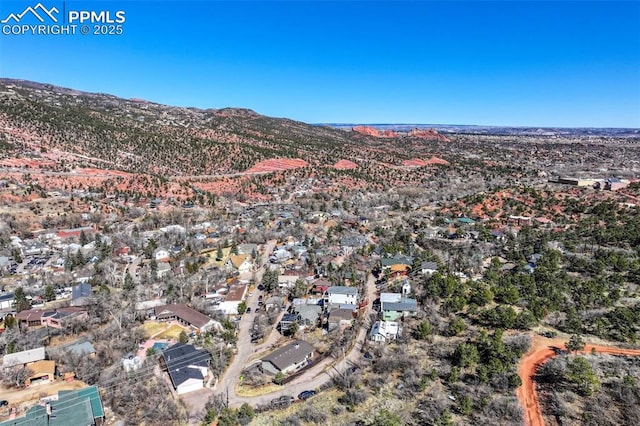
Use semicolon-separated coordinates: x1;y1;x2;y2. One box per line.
1;1;639;127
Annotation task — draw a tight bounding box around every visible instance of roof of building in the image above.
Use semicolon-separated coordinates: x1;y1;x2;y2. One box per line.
228;254;250;269
381;255;414;267
370;320;400;338
72;283;92;300
262;340;314;371
16;309;45;322
326;286;358;296
380;293;401;303
225;284;247;302
328;308;356;322
28;360;55;377
382;299;418;312
0;292;14;302
154;304;213;329
162;343;210;387
0;385;104;426
2;346;46;367
421;261;438;270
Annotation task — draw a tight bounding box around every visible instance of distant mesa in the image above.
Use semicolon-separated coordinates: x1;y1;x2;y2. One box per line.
408;128;450;142
352;126;398;138
245;158;307;173
403;156;450;167
334;159;358;170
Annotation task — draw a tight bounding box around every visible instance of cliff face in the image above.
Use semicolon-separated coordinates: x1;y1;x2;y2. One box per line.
352;126;398;138
408;128;450;142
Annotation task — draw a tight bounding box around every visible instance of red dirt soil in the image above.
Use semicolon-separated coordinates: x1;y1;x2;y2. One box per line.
244;158;307;173
402;156;450;167
333;159;358;170
517;335;640;426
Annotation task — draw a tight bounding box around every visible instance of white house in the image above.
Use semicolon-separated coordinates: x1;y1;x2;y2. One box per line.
122;353;142;372
162;343;210;394
369;321;401;342
226;254;253;274
0;292;15;310
324;286;358;306
154;248;170;262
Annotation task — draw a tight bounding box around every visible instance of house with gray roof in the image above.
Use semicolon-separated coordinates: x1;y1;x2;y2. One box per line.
261;340;314;374
382;297;418;321
323;286;358;306
161;343;211;394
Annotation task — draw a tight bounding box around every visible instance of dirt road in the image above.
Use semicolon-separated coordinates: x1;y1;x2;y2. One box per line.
517;335;640;426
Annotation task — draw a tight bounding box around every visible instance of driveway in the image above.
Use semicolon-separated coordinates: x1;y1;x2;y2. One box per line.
215;270;377;408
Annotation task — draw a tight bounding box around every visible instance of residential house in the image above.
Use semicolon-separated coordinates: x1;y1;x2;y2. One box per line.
154;248;171;262
279;313;301;334
41;307;88;329
2;346;46;368
216;284;248;315
0;292;15;309
278;273;300;289
294;304;322;327
340;235;367;255
56;226;95;240
237;243;258;256
380;293;418;321
420;261;438;275
25;360;55;386
156;262;172;278
161;343;211;394
324;286;358;307
369;320;402;342
154;304;219;333
122;352;142;372
381;254;414;271
71;283;93;306
261;340;314;375
16;309;45;327
226;254;253;274
0;385;105;426
326;306;356;331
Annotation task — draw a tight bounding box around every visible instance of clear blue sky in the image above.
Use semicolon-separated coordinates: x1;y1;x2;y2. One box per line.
1;1;639;127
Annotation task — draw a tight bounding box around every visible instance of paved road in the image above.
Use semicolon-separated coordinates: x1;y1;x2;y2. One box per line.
216;271;377;408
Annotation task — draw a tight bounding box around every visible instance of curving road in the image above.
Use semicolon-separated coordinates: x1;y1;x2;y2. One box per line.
517;335;640;426
215;268;377;408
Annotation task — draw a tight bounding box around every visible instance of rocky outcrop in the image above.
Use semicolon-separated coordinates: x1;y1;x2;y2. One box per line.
402;156;450;167
408;128;450;142
334;159;358;170
352;126;398;138
245;158;307;173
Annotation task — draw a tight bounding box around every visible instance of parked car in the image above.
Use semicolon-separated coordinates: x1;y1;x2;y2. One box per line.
0;400;8;407
246;307;252;313
270;395;294;408
298;390;316;401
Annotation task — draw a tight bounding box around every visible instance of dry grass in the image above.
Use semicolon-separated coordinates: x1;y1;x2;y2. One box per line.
236;383;283;397
156;324;187;339
141;321;168;338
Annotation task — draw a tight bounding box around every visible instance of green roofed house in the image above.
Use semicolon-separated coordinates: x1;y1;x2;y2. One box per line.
0;385;105;426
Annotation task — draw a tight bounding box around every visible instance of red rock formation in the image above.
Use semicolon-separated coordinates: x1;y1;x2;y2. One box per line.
334;159;358;170
408;128;450;142
352;126;398;138
402;156;449;167
352;126;380;137
245;158;307;173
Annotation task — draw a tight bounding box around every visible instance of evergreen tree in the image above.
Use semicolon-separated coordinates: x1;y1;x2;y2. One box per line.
13;287;30;312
